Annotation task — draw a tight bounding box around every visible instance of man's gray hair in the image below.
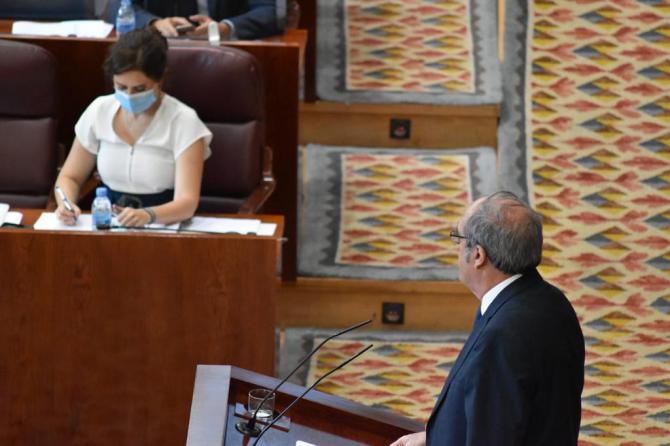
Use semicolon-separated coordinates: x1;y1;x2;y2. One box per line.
463;191;543;274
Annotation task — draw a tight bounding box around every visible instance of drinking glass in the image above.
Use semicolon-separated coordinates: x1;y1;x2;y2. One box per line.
248;388;275;420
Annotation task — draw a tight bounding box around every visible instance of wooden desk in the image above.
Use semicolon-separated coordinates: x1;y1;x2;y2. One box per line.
0;210;283;445
0;21;301;280
187;365;424;445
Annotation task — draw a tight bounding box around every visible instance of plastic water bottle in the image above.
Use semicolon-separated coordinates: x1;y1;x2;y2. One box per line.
92;187;112;230
208;21;220;46
116;0;136;36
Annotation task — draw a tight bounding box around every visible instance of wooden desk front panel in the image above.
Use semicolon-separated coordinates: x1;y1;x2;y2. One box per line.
0;229;278;445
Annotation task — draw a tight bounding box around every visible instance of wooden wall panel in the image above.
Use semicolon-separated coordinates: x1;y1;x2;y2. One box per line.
280;278;478;331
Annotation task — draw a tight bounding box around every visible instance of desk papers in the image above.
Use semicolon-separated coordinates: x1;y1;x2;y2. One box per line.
32;212;275;236
182;216;262;235
34;213;94;231
3;212;24;226
257;223;278;236
178;217;277;236
0;203;22;226
12;20;114;38
33;212;179;232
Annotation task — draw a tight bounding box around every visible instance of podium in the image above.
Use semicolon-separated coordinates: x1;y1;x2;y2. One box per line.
0;211;283;445
187;365;424;445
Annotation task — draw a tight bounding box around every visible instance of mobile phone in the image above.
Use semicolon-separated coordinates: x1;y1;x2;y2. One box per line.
176;24;195;35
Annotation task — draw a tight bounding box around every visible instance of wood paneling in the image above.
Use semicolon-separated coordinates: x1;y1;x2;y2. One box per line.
279;277;478;331
300;101;499;148
0;211;282;446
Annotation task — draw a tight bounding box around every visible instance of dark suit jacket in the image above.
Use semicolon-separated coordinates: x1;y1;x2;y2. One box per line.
427;270;584;445
103;0;282;40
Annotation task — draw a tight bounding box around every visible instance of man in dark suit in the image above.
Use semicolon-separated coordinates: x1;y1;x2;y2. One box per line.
103;0;283;40
391;191;585;446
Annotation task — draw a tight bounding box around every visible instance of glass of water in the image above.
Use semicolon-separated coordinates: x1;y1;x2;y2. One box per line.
248;389;275;420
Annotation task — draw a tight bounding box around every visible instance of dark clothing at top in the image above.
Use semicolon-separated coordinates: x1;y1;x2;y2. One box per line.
426;269;585;446
103;0;283;40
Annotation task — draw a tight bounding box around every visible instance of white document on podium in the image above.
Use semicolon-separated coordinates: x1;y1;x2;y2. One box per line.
296;442;318;446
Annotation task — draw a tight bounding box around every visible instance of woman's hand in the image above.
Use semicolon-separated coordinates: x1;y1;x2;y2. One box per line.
114;205;152;228
55;202;81;226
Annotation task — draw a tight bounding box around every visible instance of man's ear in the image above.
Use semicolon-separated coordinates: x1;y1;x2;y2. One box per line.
473;245;487;269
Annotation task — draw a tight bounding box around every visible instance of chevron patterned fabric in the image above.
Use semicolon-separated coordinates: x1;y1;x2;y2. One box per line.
344;0;476;93
298;145;497;280
335;152;470;268
497;0;670;444
307;338;465;422
316;0;501;104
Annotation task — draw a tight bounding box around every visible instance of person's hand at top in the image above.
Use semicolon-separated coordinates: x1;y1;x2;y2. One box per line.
389;432;426;446
152;16;192;37
189;14;231;39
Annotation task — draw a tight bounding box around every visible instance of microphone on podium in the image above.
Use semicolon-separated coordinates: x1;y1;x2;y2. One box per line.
235;319;372;437
252;344;374;446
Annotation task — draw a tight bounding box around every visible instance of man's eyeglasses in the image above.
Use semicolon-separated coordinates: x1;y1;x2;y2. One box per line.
449;231;466;244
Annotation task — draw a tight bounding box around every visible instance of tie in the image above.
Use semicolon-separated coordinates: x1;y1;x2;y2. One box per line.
475;307;483;323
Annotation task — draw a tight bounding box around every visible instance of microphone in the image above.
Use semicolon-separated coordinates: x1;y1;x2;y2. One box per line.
235;319;372;437
252;344;374;446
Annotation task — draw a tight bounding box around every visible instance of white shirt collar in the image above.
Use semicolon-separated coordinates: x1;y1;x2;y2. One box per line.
480;274;522;315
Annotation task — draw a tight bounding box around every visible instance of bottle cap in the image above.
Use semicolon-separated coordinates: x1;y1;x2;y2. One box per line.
96;187;108;197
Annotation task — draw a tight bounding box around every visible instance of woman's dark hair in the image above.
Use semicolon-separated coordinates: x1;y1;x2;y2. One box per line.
104;28;168;81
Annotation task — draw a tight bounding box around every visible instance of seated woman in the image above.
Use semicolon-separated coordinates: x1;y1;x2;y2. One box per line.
54;27;211;227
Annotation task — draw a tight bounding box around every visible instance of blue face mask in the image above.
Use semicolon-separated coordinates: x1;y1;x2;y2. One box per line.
114;88;157;114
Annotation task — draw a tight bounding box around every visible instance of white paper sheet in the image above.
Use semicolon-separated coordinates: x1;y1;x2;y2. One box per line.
33;212;181;232
296;441;318;446
145;222;181;231
33;212;94;231
12;20;113;38
4;212;24;225
257;223;277;236
0;203;8;224
182;216;261;235
0;203;24;226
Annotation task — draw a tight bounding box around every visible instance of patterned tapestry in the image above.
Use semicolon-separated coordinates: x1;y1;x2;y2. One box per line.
306;338;466;422
316;0;501;104
498;0;670;444
298;145;497;280
344;0;476;93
